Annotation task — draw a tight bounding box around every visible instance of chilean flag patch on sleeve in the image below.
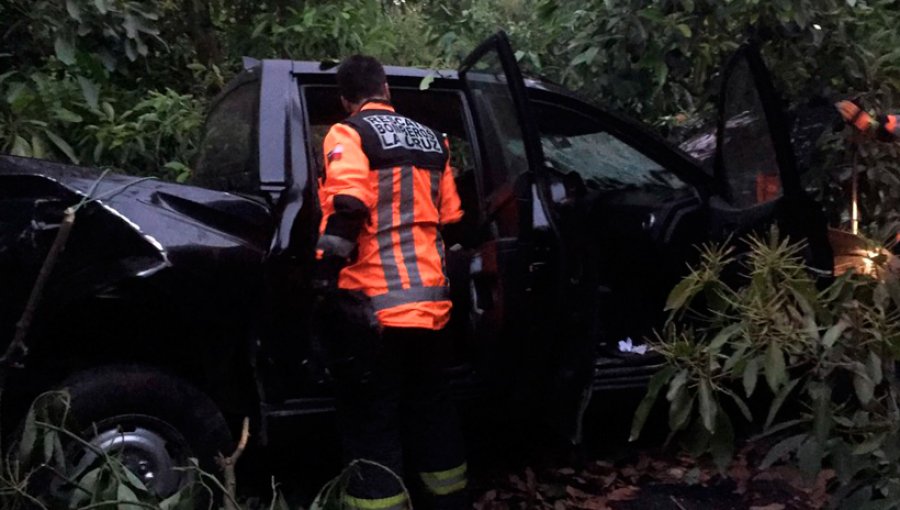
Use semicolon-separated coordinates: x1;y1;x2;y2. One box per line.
327;144;344;162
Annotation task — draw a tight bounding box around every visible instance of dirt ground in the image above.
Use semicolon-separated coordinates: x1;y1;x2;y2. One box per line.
469;448;831;510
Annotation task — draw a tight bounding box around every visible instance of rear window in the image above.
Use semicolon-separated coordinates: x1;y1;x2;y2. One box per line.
192;73;260;194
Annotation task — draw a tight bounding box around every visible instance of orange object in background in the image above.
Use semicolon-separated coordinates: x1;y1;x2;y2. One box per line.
755;172;781;203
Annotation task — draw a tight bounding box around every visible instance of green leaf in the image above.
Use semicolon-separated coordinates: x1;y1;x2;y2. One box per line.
55;35;77;65
676;24;692;38
55;107;83;123
159;486;194;510
743;357;759;397
119;461;149;493
665;276;696;311
117;482;140;509
764;341;786;392
44;129;80;164
571;46;599;67
31;134;48;159
722;388;752;422
94;0;108;14
11;135;32;157
18;405;37;462
70;467;102;507
669;390;694;432
698;379;716;432
851;432;886;455
822;320;849;348
852;362;874;405
419;72;436;91
66;0;82;21
78;76;100;110
765;378;800;430
760;433;805;469
866;351;882;386
708;323;740;352
42;429;56;464
629;365;676;441
666;369;688;402
810;382;832;444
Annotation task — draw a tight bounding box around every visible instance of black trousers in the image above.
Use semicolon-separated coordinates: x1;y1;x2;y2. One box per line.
335;327;467;510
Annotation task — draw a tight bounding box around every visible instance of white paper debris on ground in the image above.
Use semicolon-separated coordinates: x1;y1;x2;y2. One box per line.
618;337;648;355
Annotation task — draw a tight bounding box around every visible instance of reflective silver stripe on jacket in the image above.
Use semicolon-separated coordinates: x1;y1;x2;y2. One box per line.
376;168;403;290
316;234;356;259
398;165;423;287
370;286;450;311
429;170;446;272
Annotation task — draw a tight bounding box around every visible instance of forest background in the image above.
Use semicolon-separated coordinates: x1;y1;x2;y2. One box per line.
0;0;898;234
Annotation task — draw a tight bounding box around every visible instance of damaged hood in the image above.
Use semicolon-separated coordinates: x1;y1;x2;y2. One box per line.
0;155;274;277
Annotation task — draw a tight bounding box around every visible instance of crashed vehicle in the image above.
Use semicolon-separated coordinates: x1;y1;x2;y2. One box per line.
0;32;831;495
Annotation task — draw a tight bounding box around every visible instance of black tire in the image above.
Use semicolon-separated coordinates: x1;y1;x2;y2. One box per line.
58;365;233;498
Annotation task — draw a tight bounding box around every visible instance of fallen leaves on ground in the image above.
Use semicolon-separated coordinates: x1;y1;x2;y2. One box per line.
473;446;831;509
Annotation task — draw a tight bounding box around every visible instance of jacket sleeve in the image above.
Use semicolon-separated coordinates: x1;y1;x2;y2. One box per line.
316;124;374;260
438;139;463;225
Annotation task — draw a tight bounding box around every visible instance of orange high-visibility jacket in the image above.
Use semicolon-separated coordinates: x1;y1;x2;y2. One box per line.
317;101;463;330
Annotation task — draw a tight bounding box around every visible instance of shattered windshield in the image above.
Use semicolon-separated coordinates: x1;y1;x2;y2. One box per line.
541;130;685;191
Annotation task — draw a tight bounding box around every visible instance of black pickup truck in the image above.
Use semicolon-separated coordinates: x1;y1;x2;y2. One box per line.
0;32;831;495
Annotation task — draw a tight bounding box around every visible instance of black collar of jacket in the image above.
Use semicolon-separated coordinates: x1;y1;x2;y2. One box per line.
358;98;393;110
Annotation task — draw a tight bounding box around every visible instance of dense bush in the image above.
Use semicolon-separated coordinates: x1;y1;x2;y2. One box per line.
1;0;898;229
630;231;900;506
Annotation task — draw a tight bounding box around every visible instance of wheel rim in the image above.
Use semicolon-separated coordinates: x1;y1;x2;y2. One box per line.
68;414;193;497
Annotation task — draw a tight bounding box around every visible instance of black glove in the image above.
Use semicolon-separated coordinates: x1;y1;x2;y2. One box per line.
312;288;382;384
312;254;347;291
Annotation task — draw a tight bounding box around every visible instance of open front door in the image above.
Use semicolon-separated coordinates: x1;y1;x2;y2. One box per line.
459;32;580;434
710;43;831;270
458;32;550;385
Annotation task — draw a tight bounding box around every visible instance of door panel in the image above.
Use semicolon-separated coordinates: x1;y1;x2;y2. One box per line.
459;32;552;400
711;44;800;234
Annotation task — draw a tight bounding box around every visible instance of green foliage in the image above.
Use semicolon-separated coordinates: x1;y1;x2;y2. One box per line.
1;0;898;229
2;390;236;509
631;231;900;505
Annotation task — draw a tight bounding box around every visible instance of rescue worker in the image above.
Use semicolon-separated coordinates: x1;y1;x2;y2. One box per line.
836;100;899;142
313;55;467;510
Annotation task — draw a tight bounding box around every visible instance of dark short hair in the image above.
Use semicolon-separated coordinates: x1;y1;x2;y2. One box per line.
336;55;387;103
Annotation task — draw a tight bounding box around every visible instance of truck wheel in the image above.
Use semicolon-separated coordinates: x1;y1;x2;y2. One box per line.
56;366;233;498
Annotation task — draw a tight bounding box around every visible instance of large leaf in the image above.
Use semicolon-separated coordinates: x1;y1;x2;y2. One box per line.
742;357;759;397
764;341;786;392
765;378;800;430
852;362;875;405
44;129;80;164
78;76;100;110
760;433;806;469
668;390;694;432
629;365;676;441
54;35;77;65
18;405;37;463
822;320;850;348
698;378;717;433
